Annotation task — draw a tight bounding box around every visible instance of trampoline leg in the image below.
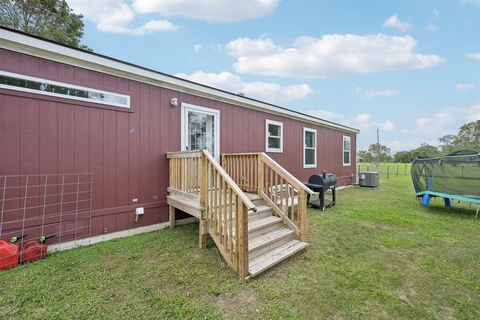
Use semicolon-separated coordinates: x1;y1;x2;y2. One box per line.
421;194;430;206
444;198;451;208
476;206;479;219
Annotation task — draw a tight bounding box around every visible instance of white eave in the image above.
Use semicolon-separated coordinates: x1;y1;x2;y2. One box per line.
0;28;359;134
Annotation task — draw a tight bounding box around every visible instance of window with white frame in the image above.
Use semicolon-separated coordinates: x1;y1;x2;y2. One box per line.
265;119;283;152
303;128;317;168
0;70;130;109
343;135;351;166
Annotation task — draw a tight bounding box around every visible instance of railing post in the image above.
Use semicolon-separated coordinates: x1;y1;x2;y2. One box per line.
258;155;264;196
237;202;249;279
298;191;306;242
199;153;209;248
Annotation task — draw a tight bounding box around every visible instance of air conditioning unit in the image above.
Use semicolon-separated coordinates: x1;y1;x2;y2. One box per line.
358;171;379;188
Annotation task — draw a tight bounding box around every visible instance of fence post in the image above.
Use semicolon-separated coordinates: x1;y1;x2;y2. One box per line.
258;156;264;196
237;202;249;280
298;191;307;242
396;164;399;177
405;163;407;176
199;153;209;249
387;165;390;179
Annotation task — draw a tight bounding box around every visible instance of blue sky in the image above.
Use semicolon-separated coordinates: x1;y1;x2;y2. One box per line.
67;0;480;154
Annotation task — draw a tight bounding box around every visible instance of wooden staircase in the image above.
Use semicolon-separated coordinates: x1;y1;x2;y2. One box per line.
245;194;309;277
167;150;314;279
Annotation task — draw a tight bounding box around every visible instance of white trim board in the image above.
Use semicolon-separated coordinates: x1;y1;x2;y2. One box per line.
47;217;198;252
0;28;359;134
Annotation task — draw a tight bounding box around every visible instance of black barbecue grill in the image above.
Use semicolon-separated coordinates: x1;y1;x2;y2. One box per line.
305;171;337;211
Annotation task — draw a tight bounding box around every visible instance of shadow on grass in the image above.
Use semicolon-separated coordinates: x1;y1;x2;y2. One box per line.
418;202;479;220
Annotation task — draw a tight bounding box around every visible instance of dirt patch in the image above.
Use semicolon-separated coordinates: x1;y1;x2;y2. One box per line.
216;289;258;319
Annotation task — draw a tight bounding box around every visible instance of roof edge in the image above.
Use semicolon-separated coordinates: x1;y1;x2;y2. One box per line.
0;27;359;134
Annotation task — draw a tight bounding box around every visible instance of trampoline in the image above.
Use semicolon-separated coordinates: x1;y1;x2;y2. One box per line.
411;150;480;217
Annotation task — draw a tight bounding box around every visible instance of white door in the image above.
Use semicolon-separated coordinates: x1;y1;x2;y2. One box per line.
181;104;220;159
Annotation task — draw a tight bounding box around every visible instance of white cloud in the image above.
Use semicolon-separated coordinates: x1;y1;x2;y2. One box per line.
433;8;439;18
455;83;476;92
174;71;313;103
193;44;203;53
227;38;278;57
227;35;444;78
131;20;178;34
308;110;395;133
426;23;437;32
132;0;279;22
382;15;412;32
466;52;480;61
355;87;399;98
408;103;480;135
67;0;178;35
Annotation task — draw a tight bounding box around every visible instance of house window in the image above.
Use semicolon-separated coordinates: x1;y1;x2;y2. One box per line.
265;119;283;152
343;135;351;166
304;128;317;168
0;70;130;109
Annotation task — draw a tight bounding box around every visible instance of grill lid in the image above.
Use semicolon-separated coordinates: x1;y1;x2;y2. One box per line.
308;171;337;187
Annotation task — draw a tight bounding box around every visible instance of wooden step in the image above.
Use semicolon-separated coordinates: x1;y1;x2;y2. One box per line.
230;215;282;237
248;216;283;236
230;205;273;221
248;240;309;277
248;216;283;234
248;205;273;221
245;192;264;206
248;227;295;259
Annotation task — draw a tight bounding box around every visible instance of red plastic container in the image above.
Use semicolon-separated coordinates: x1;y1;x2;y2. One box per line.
0;240;20;270
22;240;48;264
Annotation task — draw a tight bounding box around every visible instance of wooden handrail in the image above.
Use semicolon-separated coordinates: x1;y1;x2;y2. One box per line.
167;151;202;159
204;150;256;211
222;152;312;241
259;153;314;195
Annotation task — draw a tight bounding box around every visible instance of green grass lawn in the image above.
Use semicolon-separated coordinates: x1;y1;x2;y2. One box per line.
1;177;479;319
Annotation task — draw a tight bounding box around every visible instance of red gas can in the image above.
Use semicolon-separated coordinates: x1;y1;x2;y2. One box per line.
22;241;47;263
0;240;19;270
22;235;54;264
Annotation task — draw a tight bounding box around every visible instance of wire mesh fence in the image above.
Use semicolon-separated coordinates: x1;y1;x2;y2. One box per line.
357;163;412;179
0;174;93;251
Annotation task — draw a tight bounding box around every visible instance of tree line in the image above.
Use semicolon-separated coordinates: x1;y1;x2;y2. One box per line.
358;120;480;163
0;0;89;50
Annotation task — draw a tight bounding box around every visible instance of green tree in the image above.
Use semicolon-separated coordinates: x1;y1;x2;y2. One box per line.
439;120;480;153
393;150;415;163
0;0;90;49
357;150;373;163
367;143;392;162
413;143;440;157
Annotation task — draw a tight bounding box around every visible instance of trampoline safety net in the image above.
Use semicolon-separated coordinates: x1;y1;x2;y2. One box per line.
411;150;480;199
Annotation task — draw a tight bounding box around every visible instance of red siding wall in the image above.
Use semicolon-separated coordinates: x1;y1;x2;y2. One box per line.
0;48;356;241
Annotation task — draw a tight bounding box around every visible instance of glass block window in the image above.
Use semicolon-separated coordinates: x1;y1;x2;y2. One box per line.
343;135;351;166
266;120;283;152
0;70;130;109
304;128;317;168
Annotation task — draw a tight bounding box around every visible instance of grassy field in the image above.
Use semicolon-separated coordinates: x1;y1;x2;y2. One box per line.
1;177;479;319
357;162;412;177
